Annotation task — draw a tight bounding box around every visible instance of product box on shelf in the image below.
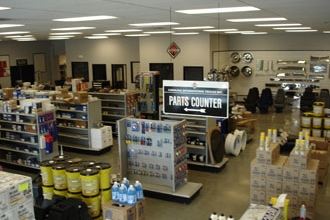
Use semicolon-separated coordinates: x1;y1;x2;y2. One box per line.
298;159;319;185
265;179;282;195
91;126;113;149
282;159;300;183
249;189;266;205
250;177;266;191
282;181;299;197
103;202;136;220
289;147;311;169
2;88;14;99
298;182;318;202
251;158;267;178
256;143;280;165
73;91;89;103
265;155;288;181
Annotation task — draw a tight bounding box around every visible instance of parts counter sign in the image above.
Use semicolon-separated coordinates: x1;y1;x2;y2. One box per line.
163;80;229;118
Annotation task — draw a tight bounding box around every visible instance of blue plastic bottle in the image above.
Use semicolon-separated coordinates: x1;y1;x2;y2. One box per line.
127;185;137;206
134;180;143;201
122;177;130;188
111;182;119;202
118;184;127;205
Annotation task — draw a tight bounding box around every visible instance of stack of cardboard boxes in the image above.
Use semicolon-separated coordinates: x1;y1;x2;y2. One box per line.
0;171;35;219
250;137;321;219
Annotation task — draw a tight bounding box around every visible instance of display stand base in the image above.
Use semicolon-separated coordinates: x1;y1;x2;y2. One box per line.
59;142;112;155
143;182;203;204
188;157;229;172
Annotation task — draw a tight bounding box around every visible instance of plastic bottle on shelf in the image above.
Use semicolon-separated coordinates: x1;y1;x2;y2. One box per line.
218;213;226;220
227;215;234;220
127;185;137;206
118;184;127;205
210;212;218;220
122;177;130;188
111;182;119;202
299;204;306;220
134;180;144;201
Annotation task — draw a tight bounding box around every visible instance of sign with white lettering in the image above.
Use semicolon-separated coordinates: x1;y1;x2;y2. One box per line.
163;80;229;118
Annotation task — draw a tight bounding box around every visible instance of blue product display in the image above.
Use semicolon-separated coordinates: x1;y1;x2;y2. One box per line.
122;177;130;188
134;180;143;201
118;184;127;205
127;185;137;206
111;182;119;202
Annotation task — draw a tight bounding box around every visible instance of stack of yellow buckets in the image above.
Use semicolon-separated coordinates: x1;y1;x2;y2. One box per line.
301;102;328;137
40;157;111;220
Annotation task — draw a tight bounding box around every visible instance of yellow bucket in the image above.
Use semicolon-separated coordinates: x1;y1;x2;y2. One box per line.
53;188;68;197
100;187;111;206
40;160;56;186
53;155;70;163
67;191;82;199
301;112;313;128
94;162;111;190
312;116;323;128
52;163;68;190
66;157;82;165
42;185;54;200
312;129;322;137
80;168;99;196
324;129;330;138
324;115;330;129
82;194;101;218
66;166;82;193
313;102;324;116
80;160;96;168
301;128;311;136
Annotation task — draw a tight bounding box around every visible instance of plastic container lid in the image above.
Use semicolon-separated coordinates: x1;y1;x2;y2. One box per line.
80;168;99;176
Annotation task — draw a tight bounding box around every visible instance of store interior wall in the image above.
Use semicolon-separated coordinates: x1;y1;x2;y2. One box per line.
139;33;211;81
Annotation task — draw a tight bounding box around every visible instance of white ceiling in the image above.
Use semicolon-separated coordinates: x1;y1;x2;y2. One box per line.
1;0;330;41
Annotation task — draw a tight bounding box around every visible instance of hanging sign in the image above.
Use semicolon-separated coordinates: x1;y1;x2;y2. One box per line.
167;42;181;59
163;80;229;118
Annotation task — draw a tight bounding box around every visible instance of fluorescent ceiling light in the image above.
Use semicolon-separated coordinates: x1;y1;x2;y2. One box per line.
93;33;121;36
53;15;116;22
323;31;330;33
255;23;301;27
49;36;72;40
50;32;82;35
49;35;74;38
105;29;142;33
51;27;96;31
172;32;199;35
273;27;311;30
0;24;24;28
5;35;32;38
285;30;318;32
0;31;30;35
125;34;150;37
129;22;179;27
225;31;254;34
227;17;287;22
15;37;36;41
241;32;268;35
0;7;10;10
176;6;260;14
204;29;238;32
172;26;214;30
85;36;109;39
144;31;174;34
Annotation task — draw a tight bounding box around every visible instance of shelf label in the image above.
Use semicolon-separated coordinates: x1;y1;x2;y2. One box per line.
163;80;229;118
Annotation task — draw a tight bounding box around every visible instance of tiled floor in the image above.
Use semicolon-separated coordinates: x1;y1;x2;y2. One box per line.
3;106;330;220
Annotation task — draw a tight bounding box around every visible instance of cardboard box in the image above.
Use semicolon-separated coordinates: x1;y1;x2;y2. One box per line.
103;202;136;220
136;198;146;220
2;88;14;99
250;177;266;191
265;156;287;181
299;159;319;185
250;189;266;205
282;160;300;183
298;183;318;202
318;165;329;184
310;139;329;169
91;126;113;149
250;158;266;178
73;91;88;103
265;179;282;194
282;181;299;197
256;143;280;165
289;147;311;169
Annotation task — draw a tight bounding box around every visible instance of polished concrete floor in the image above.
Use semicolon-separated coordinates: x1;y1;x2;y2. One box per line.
3;106;330;220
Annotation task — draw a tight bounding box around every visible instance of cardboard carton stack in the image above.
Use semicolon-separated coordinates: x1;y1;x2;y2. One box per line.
102;199;146;220
310;139;329;184
0;171;35;219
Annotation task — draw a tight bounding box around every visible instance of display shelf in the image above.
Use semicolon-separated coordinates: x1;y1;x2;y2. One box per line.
52;99;111;152
0;109;59;169
160;106;227;171
117;117;202;202
89;92;139;136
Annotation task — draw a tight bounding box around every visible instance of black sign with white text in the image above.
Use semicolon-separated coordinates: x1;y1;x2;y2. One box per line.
163;80;229;118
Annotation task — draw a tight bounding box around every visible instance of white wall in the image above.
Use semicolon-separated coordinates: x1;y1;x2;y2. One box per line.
65;37;139;91
139;33;210;80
